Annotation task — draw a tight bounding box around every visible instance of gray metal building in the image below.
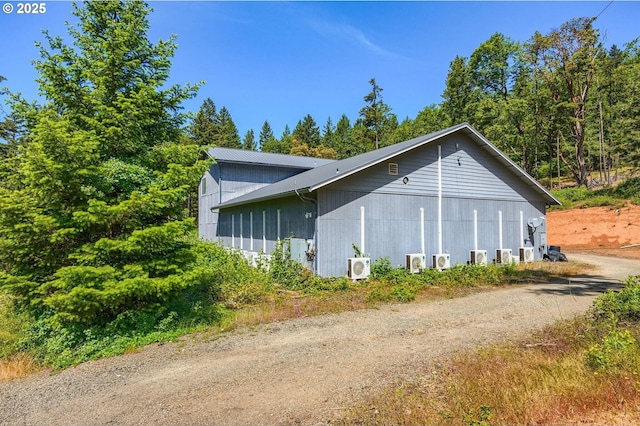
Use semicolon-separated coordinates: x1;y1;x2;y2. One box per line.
199;123;560;277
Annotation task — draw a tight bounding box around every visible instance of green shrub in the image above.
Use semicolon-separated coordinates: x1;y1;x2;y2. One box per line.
611;177;640;198
371;257;394;279
0;295;32;358
193;241;271;308
389;284;417;302
585;327;639;372
591;276;640;323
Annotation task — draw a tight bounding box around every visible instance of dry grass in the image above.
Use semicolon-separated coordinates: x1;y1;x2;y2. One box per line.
0;352;40;381
518;259;595;280
226;289;372;329
338;319;640;425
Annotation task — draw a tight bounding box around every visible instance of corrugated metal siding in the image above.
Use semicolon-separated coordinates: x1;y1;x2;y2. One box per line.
327;135;541;202
198;169;218;240
199;163;314;242
215;196;316;255
219;163;304;204
314;136;549;277
316;190;546;277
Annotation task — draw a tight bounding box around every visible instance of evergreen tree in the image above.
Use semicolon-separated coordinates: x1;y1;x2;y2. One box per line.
0;1;211;326
214;107;240;148
242;129;256;151
321;116;335;149
333;114;354;159
0;76;21;160
190;97;218;146
260;124;290;154
292;114;321;148
258;120;275;150
356;78;394;151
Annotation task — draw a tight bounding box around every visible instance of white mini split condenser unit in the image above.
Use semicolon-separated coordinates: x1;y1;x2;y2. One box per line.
348;257;370;280
470;250;488;266
519;247;534;263
432;253;450;270
406;253;426;273
496;249;513;265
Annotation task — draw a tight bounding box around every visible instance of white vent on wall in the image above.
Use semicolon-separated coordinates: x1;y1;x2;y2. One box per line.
388;163;399;175
432;253;450;270
519;247;534;263
348;258;370;280
470;250;487;266
406;253;426;274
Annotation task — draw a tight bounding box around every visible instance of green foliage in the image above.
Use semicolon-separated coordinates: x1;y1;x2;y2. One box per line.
550;178;640;210
0;1;211;334
192;241;271;308
585;327;639;373
591;276;640;324
0;295;32;358
465;405;493;426
268;240;311;290
371;257;393;279
584;276;640;374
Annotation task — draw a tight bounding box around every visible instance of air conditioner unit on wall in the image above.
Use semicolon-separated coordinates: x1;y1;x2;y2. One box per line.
348;258;370;280
496;249;512;265
519;247;534;263
406;253;426;274
470;250;487;266
432;253;450;270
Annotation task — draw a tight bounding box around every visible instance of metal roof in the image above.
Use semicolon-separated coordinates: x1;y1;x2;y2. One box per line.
207;147;336;169
216;123;561;209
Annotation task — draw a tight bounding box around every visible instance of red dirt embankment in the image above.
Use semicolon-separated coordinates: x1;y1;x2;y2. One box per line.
547;205;640;261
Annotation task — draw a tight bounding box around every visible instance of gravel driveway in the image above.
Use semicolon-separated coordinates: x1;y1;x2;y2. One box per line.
1;253;638;426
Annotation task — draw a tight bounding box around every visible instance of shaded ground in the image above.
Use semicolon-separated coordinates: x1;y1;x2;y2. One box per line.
547;205;640;260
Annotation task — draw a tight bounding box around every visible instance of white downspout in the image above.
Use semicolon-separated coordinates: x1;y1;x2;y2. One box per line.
249;212;254;251
239;213;243;250
262;210;266;252
420;207;425;255
473;209;478;251
231;214;235;248
498;210;503;250
360;206;365;256
520;210;524;247
438;145;443;254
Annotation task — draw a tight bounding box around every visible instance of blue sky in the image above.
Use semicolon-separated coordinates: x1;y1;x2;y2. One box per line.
1;1;639;140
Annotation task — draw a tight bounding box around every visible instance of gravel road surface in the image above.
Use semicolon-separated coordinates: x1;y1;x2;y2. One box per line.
1;253;638;426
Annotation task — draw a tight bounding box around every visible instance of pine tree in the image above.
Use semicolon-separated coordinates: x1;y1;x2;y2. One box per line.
356;78;394;150
190;97;218;146
258;120;275;150
321;117;335;149
0;1;212;326
260;124;291;154
214;107;241;148
292;114;321;148
242;129;256;151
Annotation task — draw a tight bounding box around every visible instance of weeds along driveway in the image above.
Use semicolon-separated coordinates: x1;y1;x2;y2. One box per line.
1;253;638;426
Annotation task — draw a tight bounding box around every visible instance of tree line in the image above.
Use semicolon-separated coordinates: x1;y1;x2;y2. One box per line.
187;18;639;189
